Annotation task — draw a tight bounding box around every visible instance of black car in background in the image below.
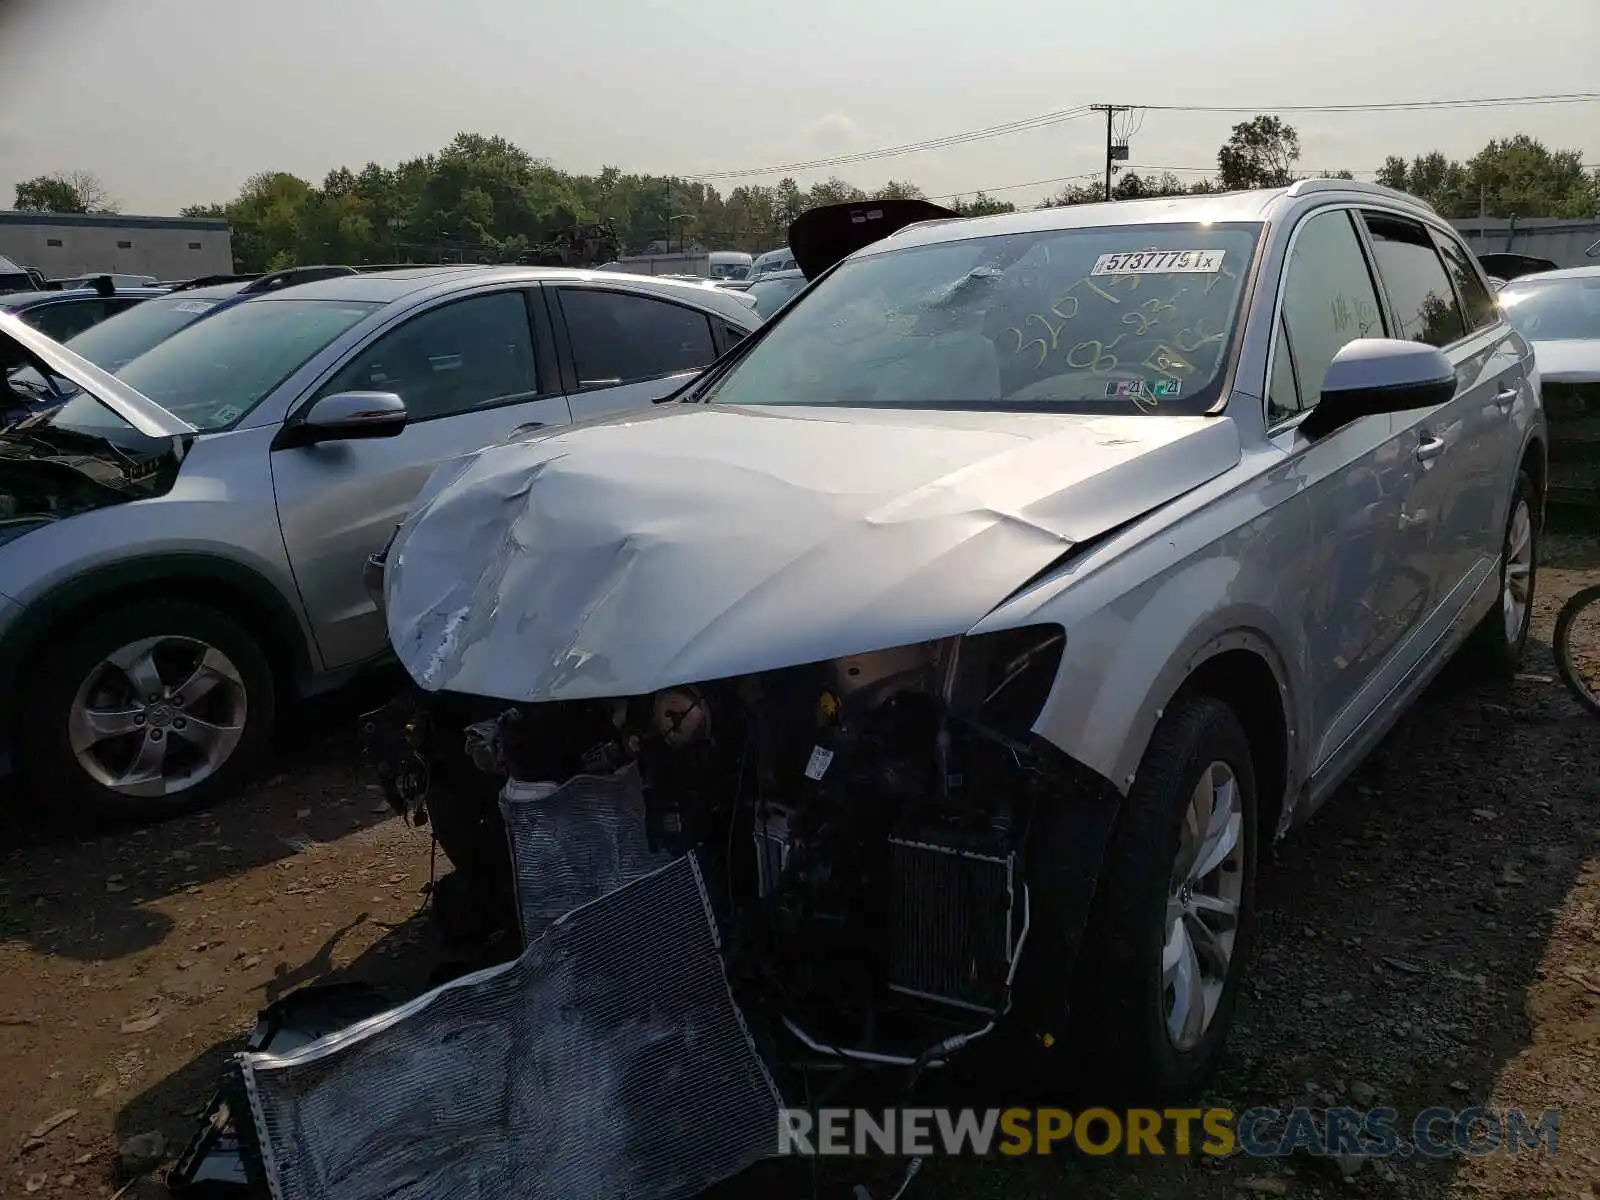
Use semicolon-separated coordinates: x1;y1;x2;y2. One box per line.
0;279;169;343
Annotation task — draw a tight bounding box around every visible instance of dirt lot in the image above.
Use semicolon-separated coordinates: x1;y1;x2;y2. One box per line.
1;533;1597;1200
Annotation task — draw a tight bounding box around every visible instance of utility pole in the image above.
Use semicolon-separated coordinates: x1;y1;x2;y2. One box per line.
1091;104;1131;201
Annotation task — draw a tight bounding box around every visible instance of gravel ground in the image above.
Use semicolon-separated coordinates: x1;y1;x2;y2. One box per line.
1;532;1596;1200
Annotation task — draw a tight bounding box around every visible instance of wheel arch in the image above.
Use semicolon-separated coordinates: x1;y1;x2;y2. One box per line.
1164;640;1297;842
0;554;315;734
1519;434;1547;526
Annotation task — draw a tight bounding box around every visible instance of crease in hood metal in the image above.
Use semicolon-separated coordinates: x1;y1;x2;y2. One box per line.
0;309;194;438
385;403;1242;702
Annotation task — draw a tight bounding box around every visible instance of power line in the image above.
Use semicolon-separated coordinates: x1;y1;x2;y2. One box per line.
688;106;1094;181
933;171;1102;200
691;91;1600;183
934;160;1600;206
1130;92;1600;114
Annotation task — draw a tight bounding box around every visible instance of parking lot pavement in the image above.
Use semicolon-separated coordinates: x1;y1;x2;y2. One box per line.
1;534;1597;1199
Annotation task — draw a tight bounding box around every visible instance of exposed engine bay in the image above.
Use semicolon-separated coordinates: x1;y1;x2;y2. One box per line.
367;625;1073;1069
0;416;181;542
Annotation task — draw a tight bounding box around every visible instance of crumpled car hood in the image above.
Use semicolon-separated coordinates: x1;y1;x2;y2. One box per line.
385;403;1241;702
1531;339;1600;383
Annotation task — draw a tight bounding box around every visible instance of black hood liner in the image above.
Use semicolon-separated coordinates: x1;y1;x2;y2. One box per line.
788;199;963;280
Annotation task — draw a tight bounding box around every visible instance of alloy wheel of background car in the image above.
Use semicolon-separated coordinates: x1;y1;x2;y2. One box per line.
1162;760;1246;1053
29;599;276;823
68;635;248;798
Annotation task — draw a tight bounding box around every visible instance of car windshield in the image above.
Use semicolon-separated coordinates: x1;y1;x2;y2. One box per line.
114;298;380;430
747;274;806;317
63;292;234;372
702;221;1261;414
709;263;750;280
1498;275;1600;341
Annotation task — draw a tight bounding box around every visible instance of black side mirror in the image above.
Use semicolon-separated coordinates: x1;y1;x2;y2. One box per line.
278;391;407;448
1301;339;1456;440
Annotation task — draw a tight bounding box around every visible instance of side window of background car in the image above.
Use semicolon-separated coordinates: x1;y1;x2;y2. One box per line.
1430;232;1498;333
559;289;716;388
319;291;537;422
1360;213;1467;347
26;300;107;342
1269;210;1386;426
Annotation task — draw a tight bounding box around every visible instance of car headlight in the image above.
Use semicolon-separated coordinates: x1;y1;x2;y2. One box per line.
945;625;1066;735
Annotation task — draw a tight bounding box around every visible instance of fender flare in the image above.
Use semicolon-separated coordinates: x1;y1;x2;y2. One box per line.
0;553;315;729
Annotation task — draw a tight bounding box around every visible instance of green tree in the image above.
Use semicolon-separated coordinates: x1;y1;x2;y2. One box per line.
14;170;118;213
949;191;1016;216
874;180;926;201
1217;116;1301;189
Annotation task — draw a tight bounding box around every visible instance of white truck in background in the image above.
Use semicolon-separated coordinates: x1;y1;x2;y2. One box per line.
595;249;753;282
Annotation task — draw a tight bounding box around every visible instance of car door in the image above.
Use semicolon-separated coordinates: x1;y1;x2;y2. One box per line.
1264;207;1434;778
1430;225;1531;564
553;285;722;422
1357;210;1508;623
270;287;571;669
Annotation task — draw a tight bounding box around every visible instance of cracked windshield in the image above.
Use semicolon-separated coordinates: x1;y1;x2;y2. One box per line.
705;224;1259;413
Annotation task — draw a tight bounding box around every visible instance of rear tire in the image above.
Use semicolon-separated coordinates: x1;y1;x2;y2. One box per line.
1462;470;1538;677
27;599;276;824
1072;695;1259;1103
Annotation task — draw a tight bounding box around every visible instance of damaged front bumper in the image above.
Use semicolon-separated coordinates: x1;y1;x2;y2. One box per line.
219;633;1123;1200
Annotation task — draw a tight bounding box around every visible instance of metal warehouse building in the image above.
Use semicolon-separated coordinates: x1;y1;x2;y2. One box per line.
0;210;233;280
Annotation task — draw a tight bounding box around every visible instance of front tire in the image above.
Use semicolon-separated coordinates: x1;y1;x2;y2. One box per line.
1074;695;1259;1102
28;599;276;823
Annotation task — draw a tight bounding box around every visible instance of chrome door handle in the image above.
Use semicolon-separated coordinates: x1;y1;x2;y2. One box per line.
1494;385;1518;411
1415;435;1446;462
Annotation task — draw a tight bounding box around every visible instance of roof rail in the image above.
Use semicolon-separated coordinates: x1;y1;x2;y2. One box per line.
167;272;262;292
238;264;359;294
1285;177;1436;214
352;261;496;272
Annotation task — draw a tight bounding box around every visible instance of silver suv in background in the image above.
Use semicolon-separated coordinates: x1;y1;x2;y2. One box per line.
0;266;761;821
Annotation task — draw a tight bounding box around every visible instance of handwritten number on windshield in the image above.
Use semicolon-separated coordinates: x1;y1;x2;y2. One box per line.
1143;344;1198;378
1067;338;1123;372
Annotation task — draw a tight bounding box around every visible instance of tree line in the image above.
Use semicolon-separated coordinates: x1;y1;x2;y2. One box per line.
13;117;1597;273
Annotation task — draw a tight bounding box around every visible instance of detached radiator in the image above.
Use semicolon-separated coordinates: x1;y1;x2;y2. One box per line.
238;772;783;1200
884;837;1019;1015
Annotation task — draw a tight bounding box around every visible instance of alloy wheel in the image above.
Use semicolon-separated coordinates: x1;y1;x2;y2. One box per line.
1502;497;1534;645
1162;760;1246;1052
67;635;248;798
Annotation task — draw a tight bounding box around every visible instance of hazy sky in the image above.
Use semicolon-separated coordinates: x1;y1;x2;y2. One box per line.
2;0;1596;215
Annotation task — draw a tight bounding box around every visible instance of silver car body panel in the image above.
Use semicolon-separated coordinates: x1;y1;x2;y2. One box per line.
382;181;1545;843
382;404;1243;699
0;309;193;437
1528;338;1600;382
0;269;762;708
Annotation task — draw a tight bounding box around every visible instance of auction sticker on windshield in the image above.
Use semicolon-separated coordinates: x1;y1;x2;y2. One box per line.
1091;250;1226;276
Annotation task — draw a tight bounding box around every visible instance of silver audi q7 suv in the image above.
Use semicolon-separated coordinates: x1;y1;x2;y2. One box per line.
0;266;760;821
367;182;1546;1109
